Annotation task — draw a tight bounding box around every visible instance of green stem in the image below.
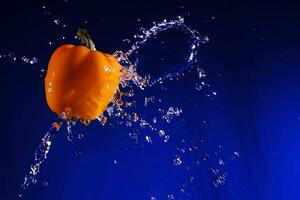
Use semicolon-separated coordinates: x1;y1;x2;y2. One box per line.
76;28;96;50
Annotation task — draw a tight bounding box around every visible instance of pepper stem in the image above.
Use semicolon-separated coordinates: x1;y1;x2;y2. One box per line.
76;28;96;50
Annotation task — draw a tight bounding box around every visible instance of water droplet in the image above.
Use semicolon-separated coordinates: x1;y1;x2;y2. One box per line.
129;131;139;142
106;106;114;116
213;172;227;187
43;180;48;187
145;135;153;144
53;19;60;25
75;151;82;157
140;119;148;128
30;57;38;64
167;194;174;199
97;115;108;125
158;130;165;137
152;117;157;124
218;158;224;165
67;121;73;142
189;176;195;182
198;68;206;78
78;133;84;139
210;168;219;174
232;151;240;159
126;121;132;127
164;135;170;143
123;39;131;43
67;135;73;142
162;107;182;123
144;96;155;107
132;113;139;122
173;155;182;166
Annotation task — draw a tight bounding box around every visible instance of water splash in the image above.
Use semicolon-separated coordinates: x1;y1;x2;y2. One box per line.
114;16;209;87
19;121;62;197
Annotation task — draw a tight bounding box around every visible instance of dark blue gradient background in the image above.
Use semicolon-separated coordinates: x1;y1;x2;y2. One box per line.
1;0;300;199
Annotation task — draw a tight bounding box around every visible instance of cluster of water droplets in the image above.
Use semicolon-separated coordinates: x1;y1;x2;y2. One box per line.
0;52;38;64
19;122;61;197
0;51;50;79
161;107;183;123
189;67;219;105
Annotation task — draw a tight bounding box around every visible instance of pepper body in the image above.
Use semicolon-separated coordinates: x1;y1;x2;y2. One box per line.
45;44;121;120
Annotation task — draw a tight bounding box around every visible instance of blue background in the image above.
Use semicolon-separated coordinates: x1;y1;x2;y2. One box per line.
1;0;300;199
